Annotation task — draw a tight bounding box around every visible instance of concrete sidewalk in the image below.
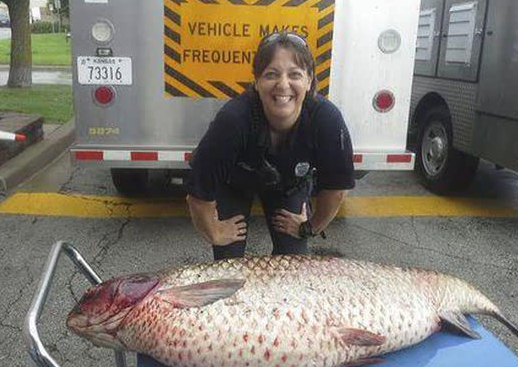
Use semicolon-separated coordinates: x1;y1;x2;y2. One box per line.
0;119;75;192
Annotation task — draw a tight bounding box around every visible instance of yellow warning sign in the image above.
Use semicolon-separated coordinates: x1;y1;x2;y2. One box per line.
163;0;335;99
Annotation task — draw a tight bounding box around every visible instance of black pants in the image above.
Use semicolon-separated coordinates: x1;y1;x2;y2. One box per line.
212;182;312;260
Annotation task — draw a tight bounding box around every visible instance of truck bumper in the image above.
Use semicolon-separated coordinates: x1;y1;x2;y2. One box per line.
70;147;415;171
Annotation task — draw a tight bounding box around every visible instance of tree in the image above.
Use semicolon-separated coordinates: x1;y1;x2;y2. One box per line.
49;0;69;31
3;0;32;88
58;0;69;19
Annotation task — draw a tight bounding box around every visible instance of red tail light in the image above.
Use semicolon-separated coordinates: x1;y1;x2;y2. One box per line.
94;86;115;106
373;90;395;113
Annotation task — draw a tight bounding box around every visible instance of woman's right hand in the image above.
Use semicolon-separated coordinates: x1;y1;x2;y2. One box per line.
213;214;247;246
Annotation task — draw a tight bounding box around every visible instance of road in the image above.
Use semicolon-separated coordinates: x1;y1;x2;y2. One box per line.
0;152;518;367
0;69;72;86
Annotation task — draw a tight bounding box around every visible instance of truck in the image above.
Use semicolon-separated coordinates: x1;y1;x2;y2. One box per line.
408;0;518;193
69;0;420;195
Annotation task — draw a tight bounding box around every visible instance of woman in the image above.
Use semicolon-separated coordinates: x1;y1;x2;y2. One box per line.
185;32;355;260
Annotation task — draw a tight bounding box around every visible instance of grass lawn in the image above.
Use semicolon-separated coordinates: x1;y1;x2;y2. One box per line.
0;84;73;125
0;33;71;66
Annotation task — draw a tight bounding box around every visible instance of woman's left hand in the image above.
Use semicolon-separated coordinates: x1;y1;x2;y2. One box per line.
272;202;308;238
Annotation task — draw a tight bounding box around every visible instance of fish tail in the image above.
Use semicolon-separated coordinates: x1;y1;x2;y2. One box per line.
493;312;518;339
440;275;518;339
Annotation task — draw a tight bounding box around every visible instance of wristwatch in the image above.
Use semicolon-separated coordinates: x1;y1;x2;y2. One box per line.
298;220;315;239
298;221;327;239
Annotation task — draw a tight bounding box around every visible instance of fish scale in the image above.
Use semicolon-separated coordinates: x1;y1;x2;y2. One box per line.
68;255;517;367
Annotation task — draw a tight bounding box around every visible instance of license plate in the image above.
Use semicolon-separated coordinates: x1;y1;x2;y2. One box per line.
77;56;132;85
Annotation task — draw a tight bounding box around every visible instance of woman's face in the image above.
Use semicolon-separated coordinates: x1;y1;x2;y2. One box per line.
255;47;312;132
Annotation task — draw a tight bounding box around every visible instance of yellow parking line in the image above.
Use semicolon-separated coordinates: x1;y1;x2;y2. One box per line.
0;192;517;218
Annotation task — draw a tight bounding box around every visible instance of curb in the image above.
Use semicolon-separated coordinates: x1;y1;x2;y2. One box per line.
0;119;75;192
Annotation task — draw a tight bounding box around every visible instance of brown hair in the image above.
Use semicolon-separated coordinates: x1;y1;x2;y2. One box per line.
252;32;317;96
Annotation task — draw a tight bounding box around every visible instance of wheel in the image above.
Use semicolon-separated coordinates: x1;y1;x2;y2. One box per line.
110;168;149;196
416;107;479;194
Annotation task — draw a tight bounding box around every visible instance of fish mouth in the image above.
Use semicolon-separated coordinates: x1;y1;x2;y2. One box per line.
67;274;160;349
67;307;132;350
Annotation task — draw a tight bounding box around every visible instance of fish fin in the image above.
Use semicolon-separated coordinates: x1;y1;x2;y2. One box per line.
342;357;385;366
156;278;245;308
440;311;481;339
338;328;386;346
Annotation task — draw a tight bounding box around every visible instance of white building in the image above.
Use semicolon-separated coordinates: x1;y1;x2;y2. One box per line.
0;2;7;17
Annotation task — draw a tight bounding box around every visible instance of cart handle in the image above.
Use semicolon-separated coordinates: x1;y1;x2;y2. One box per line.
24;241;127;367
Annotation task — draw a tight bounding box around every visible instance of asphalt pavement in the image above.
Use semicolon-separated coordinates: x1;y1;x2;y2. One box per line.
0;145;517;367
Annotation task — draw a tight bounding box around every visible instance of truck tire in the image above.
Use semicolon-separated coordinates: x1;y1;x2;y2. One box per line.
110;168;148;196
416;107;479;194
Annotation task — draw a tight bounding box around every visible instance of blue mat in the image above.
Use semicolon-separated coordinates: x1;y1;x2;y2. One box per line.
137;317;518;367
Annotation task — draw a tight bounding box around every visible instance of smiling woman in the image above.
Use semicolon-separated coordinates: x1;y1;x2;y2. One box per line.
184;32;355;262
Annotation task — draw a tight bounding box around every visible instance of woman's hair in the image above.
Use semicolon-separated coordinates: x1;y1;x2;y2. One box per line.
252;32;317;96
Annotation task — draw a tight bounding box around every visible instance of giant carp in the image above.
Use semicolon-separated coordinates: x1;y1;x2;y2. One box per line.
67;255;518;366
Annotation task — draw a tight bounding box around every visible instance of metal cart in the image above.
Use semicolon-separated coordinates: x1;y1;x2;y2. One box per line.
24;241;128;367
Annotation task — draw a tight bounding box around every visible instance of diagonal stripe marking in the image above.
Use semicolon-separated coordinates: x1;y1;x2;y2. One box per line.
164;64;215;98
317;30;332;48
317;68;330;82
315;49;331;66
318;11;334;29
312;0;333;11
254;0;277;5
164;6;181;26
164;44;181;63
164;73;195;96
208;81;240;98
165;82;188;97
164;25;181;44
283;0;310;5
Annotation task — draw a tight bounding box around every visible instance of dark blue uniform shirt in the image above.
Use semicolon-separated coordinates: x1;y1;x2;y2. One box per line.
185;91;355;201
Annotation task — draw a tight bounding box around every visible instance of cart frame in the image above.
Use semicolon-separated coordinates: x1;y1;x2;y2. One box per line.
23;241;128;367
